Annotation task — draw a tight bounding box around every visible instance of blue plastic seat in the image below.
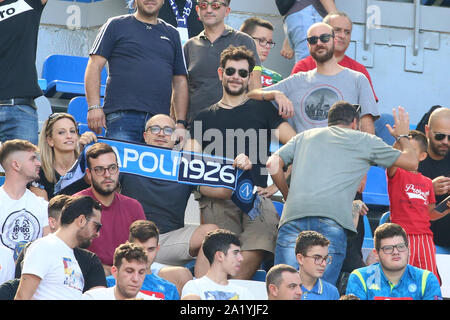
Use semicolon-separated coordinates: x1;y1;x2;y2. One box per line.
42;54;107;99
67;96;105;135
435;245;450;254
252;269;267;282
0;176;5;186
379;211;391;226
272;200;284;218
362;215;374;248
362;166;390;206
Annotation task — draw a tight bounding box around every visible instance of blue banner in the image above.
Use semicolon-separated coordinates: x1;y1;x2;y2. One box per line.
54;138;259;216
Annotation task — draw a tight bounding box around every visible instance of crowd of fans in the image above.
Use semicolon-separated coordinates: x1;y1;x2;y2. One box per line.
0;0;449;300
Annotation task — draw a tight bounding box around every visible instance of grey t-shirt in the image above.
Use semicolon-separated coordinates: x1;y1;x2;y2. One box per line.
275;126;400;233
265;68;379;133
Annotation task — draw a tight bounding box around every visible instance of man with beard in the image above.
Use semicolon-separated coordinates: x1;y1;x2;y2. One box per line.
418;107;450;247
248;22;378;135
346;223;442;300
291;12;378;103
85;0;188;143
185;45;297;280
15;196;102;300
183;0;266;126
75;143;146;276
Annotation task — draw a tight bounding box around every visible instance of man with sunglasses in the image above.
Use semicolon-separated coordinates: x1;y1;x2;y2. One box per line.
0;0;49;146
240;17;283;88
183;0;263;125
186;45;297;280
346;223;442;300
295;231;339;300
249;22;378;136
418;107;450;247
15;195;103;300
291;11;378;103
85;0;188;144
74;143;146;276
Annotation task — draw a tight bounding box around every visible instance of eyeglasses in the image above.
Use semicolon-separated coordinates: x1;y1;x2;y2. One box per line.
197;1;228;10
87;218;102;232
224;67;249;78
306;33;334;45
252;37;276;48
146;125;174;136
304;254;332;265
380;243;408;254
91;164;119;176
431;131;450;141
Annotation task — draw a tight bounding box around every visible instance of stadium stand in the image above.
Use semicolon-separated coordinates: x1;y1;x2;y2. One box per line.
41;54;107;99
67;96;105;135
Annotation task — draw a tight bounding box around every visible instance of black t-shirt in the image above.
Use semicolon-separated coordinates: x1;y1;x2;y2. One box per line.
35;167;90;199
190;99;285;187
0;0;44;99
15;243;106;292
120;173;193;234
158;0;203;39
418;152;450;246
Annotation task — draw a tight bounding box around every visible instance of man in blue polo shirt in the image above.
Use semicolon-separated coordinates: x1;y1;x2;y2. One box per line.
85;0;188;143
346;223;442;300
295;231;339;300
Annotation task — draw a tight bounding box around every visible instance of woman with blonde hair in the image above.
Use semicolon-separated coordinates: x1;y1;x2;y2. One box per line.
30;113;96;200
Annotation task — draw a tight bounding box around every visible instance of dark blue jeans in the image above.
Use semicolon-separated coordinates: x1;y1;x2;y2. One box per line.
274;217;347;286
105;110;154;143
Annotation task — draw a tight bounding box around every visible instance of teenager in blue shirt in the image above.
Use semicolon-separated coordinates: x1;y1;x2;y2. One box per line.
295;231;340;300
106;220;181;300
346;223;442;300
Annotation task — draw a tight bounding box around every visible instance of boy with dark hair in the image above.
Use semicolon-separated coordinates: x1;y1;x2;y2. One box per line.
181;229;255;300
83;242;158;300
295;231;339;300
387;130;443;283
346;223;442;300
106;220;181;300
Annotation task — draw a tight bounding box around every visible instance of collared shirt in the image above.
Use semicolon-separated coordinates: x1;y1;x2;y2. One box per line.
346;262;442;300
183;25;261;124
301;278;340;300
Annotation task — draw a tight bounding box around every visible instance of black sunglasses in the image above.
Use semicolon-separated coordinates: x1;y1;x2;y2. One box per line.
306;33;334;45
224;67;249;78
87;217;102;233
432;131;450;141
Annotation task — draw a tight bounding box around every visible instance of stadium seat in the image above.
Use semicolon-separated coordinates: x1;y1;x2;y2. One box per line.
436;245;450;254
38;78;47;90
0;176;5;187
35;96;53;133
272;200;284;218
362;166;390;206
252;269;267;282
41;54;107;99
67;96;105;135
362;215;374;248
379;211;391;226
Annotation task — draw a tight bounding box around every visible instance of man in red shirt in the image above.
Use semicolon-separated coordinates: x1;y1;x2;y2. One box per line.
75;142;146;276
291;11;378;102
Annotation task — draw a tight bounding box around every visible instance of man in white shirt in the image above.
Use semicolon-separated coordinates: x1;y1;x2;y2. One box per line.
83;242;159;300
14;195;102;300
0;139;50;265
181;229;255;300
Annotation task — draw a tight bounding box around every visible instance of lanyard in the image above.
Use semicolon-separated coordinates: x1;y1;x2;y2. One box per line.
169;0;193;29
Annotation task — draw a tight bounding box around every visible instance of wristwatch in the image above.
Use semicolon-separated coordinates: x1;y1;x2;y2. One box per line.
87;105;102;112
176;119;188;127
